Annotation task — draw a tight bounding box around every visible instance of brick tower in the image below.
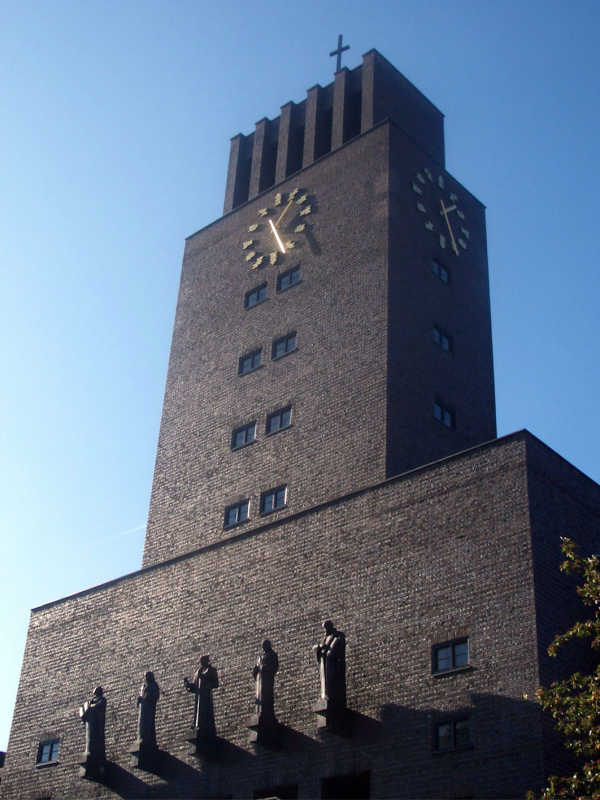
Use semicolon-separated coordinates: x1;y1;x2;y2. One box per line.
3;50;599;800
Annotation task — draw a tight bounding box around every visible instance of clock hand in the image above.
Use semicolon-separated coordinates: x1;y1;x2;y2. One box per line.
441;203;457;214
440;199;460;256
275;199;294;229
269;218;286;254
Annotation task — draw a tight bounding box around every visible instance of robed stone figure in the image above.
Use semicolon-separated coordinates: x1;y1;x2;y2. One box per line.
313;620;346;707
137;671;160;750
253;640;279;720
79;686;107;770
184;655;219;736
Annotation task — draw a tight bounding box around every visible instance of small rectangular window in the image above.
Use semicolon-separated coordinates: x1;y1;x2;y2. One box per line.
433;638;469;673
433;325;453;353
239;349;262;375
432;259;450;283
245;283;268;309
266;406;292;434
434;399;455;430
434;717;471;751
277;265;300;292
224;500;249;528
231;422;256;449
260;485;287;514
272;332;296;360
37;739;59;764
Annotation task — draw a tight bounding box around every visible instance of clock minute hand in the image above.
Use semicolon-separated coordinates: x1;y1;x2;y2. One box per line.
440;199;460;256
269;218;286;254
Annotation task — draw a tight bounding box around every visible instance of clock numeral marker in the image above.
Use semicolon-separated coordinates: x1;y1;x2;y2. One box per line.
253;255;265;268
424;167;433;181
461;228;470;239
288;188;299;201
297;194;308;205
285;240;295;250
439;234;446;249
248;224;258;232
242;240;254;250
458;238;467;250
294;224;306;233
274;193;282;206
438;176;444;189
416;203;426;213
269;252;278;265
299;205;311;216
258;208;268;217
416;173;426;184
449;193;458;203
412;183;422;195
245;251;256;261
425;221;434;231
456;210;465;220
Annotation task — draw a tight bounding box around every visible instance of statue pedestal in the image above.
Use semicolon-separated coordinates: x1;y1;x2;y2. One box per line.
129;739;161;771
78;755;106;781
247;713;282;750
312;698;351;736
183;728;219;758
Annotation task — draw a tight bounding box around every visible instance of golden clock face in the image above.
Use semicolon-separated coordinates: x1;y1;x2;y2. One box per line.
412;168;470;255
241;187;312;269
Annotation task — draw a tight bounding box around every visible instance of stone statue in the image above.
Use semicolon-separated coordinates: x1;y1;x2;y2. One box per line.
79;686;107;763
253;640;279;720
313;620;346;707
184;655;219;736
137;671;160;750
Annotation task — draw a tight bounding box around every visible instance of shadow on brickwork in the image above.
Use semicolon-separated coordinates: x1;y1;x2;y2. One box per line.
102;760;155;799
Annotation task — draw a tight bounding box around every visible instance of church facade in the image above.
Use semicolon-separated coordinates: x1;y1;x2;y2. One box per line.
2;49;599;800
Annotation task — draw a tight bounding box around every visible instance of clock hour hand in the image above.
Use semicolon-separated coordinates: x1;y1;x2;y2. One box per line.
275;199;294;230
441;203;457;214
440;199;460;256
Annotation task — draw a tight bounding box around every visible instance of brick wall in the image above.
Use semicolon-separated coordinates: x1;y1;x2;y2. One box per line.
5;433;592;799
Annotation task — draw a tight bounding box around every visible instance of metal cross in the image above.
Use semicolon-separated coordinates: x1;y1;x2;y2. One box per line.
330;34;350;72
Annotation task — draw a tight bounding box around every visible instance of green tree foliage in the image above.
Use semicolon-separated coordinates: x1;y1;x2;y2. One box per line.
527;538;600;799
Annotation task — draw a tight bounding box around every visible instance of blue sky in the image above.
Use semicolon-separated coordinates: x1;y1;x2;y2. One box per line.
1;0;599;751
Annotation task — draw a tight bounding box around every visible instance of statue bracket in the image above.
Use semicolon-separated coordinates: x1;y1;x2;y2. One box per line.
312;698;352;736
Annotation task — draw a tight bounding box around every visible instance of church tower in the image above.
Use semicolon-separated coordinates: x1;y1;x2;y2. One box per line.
142;49;495;567
5;48;597;800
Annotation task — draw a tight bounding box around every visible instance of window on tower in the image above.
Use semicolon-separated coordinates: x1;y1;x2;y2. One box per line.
433;325;453;353
260;485;287;514
245;283;268;309
433;638;470;674
266;406;292;434
231;421;256;450
239;349;262;375
277;265;300;292
432;259;450;283
433;717;472;752
434;400;455;430
272;333;296;360
36;739;60;765
224;500;250;528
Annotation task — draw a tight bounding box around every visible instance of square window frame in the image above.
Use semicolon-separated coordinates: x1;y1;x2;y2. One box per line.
260;485;287;515
432;258;450;284
433;716;472;753
36;738;60;766
271;332;297;361
266;406;292;435
244;282;268;310
434;399;456;431
276;265;301;293
231;421;257;450
432;637;470;676
224;500;250;529
238;349;263;376
433;325;454;354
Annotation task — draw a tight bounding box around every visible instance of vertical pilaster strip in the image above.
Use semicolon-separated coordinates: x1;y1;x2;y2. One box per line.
303;85;321;168
223;134;245;215
248;118;268;200
331;68;349;149
361;50;376;133
275;102;293;184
